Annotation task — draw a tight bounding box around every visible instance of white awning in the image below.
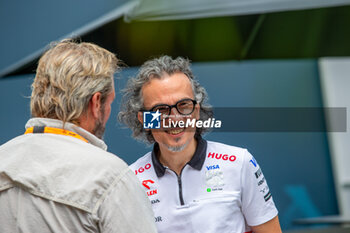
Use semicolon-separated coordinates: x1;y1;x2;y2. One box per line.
0;0;137;77
125;0;350;21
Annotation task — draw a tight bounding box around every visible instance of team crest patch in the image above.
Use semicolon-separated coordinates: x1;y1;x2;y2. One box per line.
205;169;224;187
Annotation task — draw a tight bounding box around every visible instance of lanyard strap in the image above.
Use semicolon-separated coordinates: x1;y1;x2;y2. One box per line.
25;126;88;143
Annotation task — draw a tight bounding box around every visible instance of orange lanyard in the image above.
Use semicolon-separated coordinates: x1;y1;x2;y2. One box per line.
25;126;88;143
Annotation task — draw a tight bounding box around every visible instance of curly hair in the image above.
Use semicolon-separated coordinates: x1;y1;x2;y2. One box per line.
118;55;213;144
31;39;118;125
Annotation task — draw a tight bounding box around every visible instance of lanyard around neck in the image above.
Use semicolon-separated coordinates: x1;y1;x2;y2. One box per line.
25;126;88;143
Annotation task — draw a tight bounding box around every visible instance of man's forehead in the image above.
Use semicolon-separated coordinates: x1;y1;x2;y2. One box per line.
144;72;191;87
141;73;194;106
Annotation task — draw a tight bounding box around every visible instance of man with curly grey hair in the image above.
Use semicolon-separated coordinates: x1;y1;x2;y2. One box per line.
118;55;282;233
0;39;157;233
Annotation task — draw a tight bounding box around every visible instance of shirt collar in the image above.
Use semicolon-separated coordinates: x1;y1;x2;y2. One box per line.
151;135;207;177
25;118;108;151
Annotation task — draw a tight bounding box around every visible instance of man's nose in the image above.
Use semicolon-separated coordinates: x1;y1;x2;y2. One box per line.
168;107;182;120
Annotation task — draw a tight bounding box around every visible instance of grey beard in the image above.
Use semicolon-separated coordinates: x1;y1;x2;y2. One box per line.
93;118;105;139
165;139;190;152
93;105;106;139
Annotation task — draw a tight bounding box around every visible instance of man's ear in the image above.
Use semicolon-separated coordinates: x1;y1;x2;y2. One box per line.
137;111;143;124
90;92;102;119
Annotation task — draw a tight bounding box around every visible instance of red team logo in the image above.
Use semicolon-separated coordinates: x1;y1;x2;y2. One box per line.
142;179;154;189
135;163;152;175
135;163;158;196
142;179;158;196
208;152;236;162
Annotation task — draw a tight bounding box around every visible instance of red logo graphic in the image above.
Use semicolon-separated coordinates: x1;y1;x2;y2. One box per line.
142;179;154;189
147;190;158;196
208;152;236;162
135;163;152;175
142;179;158;196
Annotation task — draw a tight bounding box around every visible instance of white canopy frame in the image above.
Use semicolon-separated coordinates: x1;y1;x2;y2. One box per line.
125;0;350;21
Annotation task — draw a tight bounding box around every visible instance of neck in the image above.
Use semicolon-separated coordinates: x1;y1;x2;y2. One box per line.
158;137;197;175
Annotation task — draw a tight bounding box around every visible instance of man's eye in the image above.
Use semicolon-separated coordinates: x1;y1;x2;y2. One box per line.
179;103;190;107
154;107;169;113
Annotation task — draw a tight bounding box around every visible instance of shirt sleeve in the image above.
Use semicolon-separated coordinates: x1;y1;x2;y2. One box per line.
97;167;157;233
241;149;278;226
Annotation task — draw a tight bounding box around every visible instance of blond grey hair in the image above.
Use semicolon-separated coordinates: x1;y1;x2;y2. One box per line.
31;39;118;124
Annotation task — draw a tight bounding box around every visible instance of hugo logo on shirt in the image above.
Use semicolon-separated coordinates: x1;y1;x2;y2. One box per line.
135;163;152;175
207;152;236;162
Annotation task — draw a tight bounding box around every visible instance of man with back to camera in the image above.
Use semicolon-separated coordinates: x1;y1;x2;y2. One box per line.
0;39;157;233
118;55;282;233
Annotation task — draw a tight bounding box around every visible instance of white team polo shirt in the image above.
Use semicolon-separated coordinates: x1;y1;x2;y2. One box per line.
130;136;278;233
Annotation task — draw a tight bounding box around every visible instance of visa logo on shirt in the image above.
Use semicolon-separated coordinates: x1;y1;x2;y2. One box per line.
206;165;220;170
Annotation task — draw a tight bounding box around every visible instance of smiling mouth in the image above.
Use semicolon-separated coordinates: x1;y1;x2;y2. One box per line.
166;128;185;135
